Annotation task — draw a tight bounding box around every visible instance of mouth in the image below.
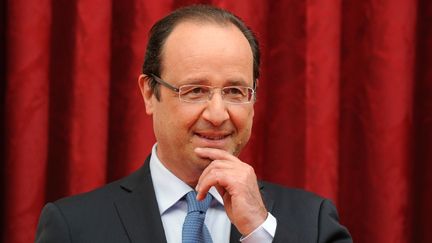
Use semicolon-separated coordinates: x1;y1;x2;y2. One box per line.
194;132;231;140
193;131;232;148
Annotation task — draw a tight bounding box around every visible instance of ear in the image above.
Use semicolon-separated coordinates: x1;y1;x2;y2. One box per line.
254;79;259;91
138;74;154;115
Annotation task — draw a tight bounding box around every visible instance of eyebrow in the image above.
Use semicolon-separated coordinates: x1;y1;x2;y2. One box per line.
180;78;251;87
225;79;250;87
179;78;209;85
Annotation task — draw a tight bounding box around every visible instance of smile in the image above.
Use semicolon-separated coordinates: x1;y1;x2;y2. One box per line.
195;132;231;140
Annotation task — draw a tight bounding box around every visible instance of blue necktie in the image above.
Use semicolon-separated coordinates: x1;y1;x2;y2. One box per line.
182;191;213;243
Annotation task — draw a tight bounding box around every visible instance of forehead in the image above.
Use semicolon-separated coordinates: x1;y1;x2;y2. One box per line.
160;21;253;84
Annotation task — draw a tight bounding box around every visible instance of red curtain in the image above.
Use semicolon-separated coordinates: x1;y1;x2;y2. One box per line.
2;0;431;242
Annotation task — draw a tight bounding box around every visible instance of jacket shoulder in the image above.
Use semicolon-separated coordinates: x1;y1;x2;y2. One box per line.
260;180;325;209
36;163;152;242
54;162;149;210
260;181;352;243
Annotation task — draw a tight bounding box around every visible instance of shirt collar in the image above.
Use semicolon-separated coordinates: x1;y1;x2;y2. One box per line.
149;144;224;215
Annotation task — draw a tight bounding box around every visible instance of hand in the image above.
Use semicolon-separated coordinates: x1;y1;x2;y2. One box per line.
194;147;268;236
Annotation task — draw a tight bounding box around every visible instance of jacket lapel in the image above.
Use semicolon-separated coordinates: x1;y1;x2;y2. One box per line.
229;224;242;242
114;157;167;243
259;181;275;212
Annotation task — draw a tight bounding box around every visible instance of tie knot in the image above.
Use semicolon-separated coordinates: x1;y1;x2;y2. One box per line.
185;191;212;213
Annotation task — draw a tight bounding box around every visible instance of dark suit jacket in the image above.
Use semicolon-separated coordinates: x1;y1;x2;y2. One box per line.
35;156;352;243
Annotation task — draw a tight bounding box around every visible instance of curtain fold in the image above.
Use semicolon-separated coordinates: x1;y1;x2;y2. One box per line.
2;0;431;242
5;1;51;242
338;1;417;242
303;0;341;199
66;0;112;194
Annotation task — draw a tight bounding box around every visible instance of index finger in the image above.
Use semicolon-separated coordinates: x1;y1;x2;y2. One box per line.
194;147;239;161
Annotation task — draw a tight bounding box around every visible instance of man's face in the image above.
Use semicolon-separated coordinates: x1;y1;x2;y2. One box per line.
140;21;255;185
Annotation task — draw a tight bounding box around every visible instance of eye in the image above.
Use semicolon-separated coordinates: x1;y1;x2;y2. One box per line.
224;87;246;96
189;87;206;94
181;85;209;95
179;85;210;101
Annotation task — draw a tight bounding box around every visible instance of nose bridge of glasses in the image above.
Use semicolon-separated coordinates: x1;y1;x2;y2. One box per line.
208;87;224;101
204;87;229;124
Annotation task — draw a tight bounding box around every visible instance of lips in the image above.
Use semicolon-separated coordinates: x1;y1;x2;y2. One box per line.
195;132;230;140
191;127;234;150
194;132;231;140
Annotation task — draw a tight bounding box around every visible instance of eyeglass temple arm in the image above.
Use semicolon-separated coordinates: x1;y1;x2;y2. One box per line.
150;74;180;93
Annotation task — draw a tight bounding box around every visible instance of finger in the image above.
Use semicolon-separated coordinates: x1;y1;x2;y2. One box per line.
214;184;227;198
196;168;234;200
196;185;227;201
195;147;239;162
196;166;223;200
198;159;233;180
196;159;235;195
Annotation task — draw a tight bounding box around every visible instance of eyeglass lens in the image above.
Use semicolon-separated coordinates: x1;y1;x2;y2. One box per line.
179;85;253;103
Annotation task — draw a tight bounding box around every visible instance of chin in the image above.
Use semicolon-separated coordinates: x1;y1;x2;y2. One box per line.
231;143;244;156
193;157;212;171
199;155;213;164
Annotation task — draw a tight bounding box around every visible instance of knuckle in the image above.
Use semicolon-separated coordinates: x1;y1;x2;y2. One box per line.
245;165;255;175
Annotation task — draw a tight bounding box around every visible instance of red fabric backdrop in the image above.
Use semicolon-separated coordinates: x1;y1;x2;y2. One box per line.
2;0;431;242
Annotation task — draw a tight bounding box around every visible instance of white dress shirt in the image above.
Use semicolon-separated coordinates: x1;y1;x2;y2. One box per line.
149;144;276;243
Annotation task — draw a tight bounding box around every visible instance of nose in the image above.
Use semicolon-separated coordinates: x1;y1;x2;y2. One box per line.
201;91;229;126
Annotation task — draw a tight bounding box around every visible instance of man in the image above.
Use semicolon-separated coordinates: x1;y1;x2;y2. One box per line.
35;5;352;243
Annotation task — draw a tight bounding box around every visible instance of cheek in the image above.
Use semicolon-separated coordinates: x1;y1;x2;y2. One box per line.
177;105;204;129
230;107;254;155
157;103;203;135
230;106;254;131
